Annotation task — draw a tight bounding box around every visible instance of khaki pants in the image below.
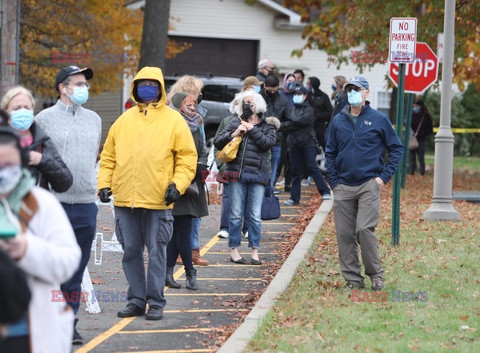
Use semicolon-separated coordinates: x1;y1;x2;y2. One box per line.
333;179;383;285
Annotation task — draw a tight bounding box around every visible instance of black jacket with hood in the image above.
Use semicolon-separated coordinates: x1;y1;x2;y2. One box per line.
280;100;317;151
307;77;333;128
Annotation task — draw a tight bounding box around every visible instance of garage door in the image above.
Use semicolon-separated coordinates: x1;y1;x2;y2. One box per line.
166;36;258;77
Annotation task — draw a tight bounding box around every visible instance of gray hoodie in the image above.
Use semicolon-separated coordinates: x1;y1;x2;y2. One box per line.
35;100;101;204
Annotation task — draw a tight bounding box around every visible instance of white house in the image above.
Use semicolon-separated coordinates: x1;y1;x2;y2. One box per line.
91;0;393;141
127;0;392;108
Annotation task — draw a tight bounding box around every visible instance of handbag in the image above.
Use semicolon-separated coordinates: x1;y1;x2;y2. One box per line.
184;182;199;197
408;117;424;151
408;135;419;150
216;135;242;163
261;187;281;220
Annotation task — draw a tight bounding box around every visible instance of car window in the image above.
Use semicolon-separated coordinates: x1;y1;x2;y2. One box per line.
225;85;241;102
164;79;177;92
202;85;226;102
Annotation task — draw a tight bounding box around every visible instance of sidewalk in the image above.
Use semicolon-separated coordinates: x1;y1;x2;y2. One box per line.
74;185;331;352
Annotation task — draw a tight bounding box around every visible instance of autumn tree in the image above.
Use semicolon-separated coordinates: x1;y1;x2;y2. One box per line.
20;0;189;97
281;0;480;90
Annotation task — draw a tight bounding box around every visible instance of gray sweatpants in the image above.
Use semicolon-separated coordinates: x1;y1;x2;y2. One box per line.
114;207;173;309
333;179;383;284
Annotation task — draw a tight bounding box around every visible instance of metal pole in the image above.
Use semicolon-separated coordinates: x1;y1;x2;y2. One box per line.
401;93;415;188
392;63;405;245
423;0;460;220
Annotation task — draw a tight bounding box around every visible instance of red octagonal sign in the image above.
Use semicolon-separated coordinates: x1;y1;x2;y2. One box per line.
388;42;439;94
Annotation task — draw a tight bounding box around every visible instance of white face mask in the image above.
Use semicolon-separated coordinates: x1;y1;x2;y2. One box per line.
0;165;22;195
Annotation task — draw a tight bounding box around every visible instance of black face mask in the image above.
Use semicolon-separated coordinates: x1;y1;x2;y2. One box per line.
265;90;276;97
197;93;203;104
242;103;254;118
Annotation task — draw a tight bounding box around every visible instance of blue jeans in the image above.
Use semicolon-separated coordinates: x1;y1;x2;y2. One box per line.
60;203;98;315
228;181;265;248
269;145;282;190
289;146;330;203
220;182;249;233
191;217;201;250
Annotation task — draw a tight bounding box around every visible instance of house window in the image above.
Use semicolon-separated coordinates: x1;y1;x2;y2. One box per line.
376;90;392;116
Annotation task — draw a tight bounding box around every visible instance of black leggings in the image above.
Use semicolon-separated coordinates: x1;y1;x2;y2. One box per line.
166;215;193;270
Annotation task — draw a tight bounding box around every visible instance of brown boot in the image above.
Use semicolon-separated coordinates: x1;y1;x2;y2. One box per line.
176;254;182;265
192;249;209;266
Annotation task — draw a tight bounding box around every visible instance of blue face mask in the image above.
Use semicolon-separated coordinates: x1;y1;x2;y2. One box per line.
347;90;363;107
293;95;304;105
10;108;34;131
137;86;159;102
413;106;421;114
67;86;89;105
253;85;261;93
331;84;337;91
286;82;296;91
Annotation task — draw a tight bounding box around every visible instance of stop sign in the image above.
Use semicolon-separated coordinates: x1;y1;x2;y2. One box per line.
388;42;439;93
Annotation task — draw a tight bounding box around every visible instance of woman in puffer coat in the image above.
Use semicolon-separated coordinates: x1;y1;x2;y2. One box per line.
214;90;277;265
1;86;72;192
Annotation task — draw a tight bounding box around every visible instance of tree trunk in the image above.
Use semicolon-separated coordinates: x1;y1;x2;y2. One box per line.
0;0;20;98
138;0;170;71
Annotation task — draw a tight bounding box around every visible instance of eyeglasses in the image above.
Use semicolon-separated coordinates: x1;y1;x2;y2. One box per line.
345;86;365;93
68;82;90;89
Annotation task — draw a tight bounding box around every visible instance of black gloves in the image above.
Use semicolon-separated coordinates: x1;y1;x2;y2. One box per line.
164;183;180;206
98;188;112;203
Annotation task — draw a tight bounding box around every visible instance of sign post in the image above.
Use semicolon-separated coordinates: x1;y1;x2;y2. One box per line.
388;43;439;192
389;17;417;246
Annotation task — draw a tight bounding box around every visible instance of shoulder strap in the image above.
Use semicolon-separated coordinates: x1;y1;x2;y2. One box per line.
18;191;39;232
414;117;425;136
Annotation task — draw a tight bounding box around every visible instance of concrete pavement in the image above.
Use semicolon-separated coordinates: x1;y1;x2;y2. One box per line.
74;185;332;352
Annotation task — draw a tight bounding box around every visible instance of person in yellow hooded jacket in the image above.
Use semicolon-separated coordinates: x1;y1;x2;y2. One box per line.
97;66;197;321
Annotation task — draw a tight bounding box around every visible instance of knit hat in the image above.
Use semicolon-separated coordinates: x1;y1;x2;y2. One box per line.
171;92;190;109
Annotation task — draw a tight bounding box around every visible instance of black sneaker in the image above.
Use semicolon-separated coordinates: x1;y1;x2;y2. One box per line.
72;328;83;345
117;303;145;318
342;281;365;291
371;277;385;291
146;305;163;320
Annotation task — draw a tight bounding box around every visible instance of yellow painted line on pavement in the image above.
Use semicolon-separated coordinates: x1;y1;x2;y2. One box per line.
80;236;222;352
202;264;266;267
116;349;211;353
165;293;248;296
164;308;249;313
263;222;296;225
75;317;135;353
195;277;262;281
206;251;272;255
118;328;212;334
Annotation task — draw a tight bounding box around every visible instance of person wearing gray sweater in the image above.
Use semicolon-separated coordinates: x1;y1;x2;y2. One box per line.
34;65;101;346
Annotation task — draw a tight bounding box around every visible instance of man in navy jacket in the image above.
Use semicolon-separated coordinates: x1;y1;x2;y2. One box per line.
325;76;403;291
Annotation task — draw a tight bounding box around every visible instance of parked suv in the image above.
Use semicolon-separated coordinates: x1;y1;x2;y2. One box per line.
164;75;244;150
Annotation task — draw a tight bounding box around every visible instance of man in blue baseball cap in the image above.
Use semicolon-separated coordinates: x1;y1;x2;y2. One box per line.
325;75;404;292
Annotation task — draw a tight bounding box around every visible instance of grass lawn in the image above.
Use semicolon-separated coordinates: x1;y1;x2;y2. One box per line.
425;154;480;174
246;166;480;353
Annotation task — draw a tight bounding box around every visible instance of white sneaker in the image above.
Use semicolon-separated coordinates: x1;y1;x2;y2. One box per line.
244;231;249;239
276;178;285;186
217;230;229;238
301;178;309;186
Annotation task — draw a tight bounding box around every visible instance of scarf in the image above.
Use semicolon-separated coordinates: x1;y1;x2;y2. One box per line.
0;170;35;237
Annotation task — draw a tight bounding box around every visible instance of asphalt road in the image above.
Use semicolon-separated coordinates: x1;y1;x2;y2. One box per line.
74;186;319;353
